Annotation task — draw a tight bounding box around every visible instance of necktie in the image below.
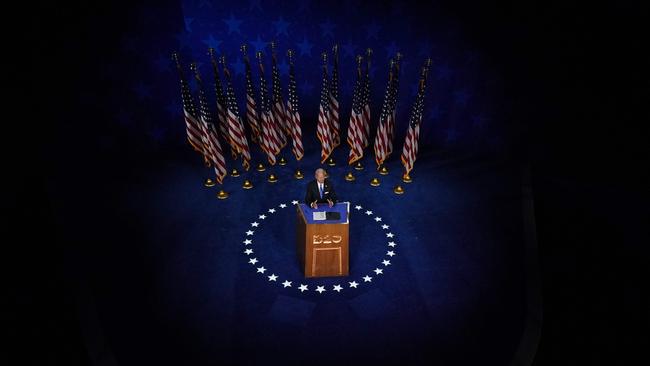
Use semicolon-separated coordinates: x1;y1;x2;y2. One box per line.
319;183;323;199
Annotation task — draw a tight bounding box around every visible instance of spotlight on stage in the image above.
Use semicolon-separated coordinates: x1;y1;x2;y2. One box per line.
268;174;278;183
256;163;265;172
204;178;216;187
370;177;380;186
230;168;240;177
216;190;229;199
294;169;304;179
345;172;355;181
242;179;253;189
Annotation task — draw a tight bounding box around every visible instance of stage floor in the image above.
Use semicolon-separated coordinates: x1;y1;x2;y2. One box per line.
74;148;534;365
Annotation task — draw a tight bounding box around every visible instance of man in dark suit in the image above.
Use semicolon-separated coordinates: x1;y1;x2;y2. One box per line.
305;168;338;208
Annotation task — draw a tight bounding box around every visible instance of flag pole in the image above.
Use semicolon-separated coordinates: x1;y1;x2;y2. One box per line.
355;47;373;171
241;44;266;173
172;52;217;188
189;61;229;199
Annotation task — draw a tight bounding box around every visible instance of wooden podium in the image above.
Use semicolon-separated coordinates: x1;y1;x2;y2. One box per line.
296;202;350;278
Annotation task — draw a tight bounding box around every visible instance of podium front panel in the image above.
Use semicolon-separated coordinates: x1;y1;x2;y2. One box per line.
296;203;350;278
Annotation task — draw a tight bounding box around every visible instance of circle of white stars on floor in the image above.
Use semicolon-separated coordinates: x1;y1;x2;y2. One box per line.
241;200;398;295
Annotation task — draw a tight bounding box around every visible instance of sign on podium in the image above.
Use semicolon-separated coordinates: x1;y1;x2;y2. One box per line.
296;202;350;277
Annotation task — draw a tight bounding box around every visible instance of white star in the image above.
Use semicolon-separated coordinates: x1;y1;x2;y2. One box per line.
246;230;255;236
365;210;373;215
363;275;373;282
258;214;266;219
333;284;343;292
251;222;259;227
248;257;258;264
381;224;390;229
383;260;392;266
388;241;396;247
282;280;292;288
354;205;362;210
387;250;395;257
298;284;309;292
348;281;359;288
386;232;394;238
244;248;254;255
374;216;382;222
268;208;276;213
256;266;266;273
268;274;278;281
374;268;384;275
279;203;287;208
315;286;326;293
243;239;252;245
291;200;299;205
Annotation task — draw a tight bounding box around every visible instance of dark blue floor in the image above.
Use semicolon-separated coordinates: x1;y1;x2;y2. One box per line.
85;142;527;365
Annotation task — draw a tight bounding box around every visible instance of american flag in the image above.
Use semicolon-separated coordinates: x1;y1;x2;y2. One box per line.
328;44;341;148
317;53;334;164
360;48;373;148
386;53;402;156
190;62;228;184
373;58;398;167
222;58;252;171
270;43;289;149
172;53;206;160
346;55;365;165
210;49;238;160
241;45;261;145
257;52;281;165
401;63;430;176
286;49;304;161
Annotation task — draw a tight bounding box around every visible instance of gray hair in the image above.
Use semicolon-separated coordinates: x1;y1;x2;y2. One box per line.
315;168;326;176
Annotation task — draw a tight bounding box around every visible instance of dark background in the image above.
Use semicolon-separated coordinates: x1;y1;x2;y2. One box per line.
9;0;648;365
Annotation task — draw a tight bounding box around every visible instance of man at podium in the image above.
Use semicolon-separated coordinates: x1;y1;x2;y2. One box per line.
305;168;338;209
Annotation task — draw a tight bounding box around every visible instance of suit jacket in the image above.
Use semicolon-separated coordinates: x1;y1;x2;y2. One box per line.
305;179;338;205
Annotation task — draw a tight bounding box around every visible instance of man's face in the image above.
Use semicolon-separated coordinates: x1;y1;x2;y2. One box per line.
315;171;325;183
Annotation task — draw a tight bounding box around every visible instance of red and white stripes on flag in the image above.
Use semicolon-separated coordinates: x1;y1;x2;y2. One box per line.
221;63;251;171
287;99;304;160
346;59;365;165
271;50;289;149
257;53;281;165
317;61;334;163
183;108;206;158
360;53;372;148
242;52;261;145
212;67;238;160
373;60;398;167
201;116;228;183
286;51;304;161
329;45;341;148
401;66;429;176
260;108;279;165
173;54;211;161
192;63;228;183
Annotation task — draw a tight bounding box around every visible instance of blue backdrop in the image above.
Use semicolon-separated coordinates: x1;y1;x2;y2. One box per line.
106;0;510;159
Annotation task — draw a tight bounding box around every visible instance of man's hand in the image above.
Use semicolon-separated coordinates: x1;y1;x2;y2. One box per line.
327;199;333;207
311;201;318;209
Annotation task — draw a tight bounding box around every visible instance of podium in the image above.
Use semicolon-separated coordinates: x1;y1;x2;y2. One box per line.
296;202;350;278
